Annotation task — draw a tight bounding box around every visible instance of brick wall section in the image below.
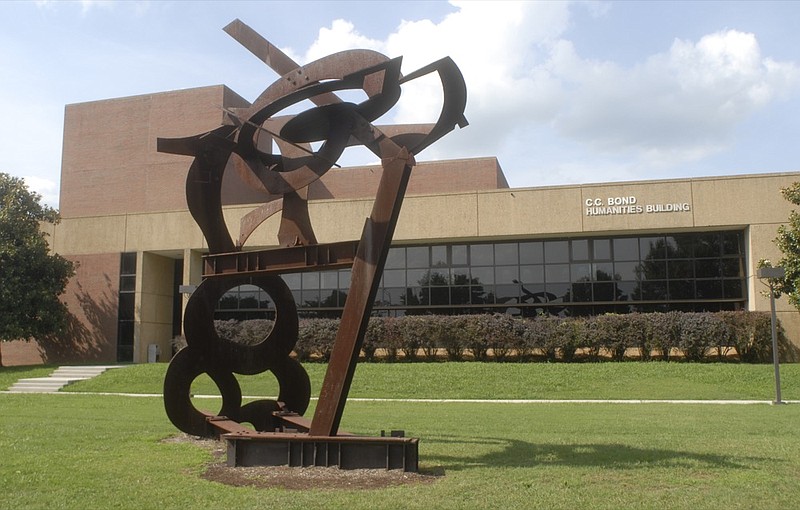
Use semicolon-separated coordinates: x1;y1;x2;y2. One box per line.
60;85;250;218
61;86;508;218
1;253;121;366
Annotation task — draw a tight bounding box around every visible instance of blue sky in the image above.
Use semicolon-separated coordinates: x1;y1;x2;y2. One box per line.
1;1;799;207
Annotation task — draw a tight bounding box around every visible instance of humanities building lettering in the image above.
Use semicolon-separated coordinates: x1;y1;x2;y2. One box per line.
584;196;691;216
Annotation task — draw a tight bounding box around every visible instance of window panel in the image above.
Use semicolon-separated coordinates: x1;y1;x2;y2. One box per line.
520;242;544;264
471;266;494;285
495;265;519;284
495;243;519;265
382;269;406;287
571;239;589;261
669;280;695;300
544;241;569;263
545;264;570;283
613;238;639;261
407;246;429;268
592;239;612;260
451;245;468;265
385;247;406;269
470;244;494;266
431;245;448;267
640;236;665;260
520;265;544;284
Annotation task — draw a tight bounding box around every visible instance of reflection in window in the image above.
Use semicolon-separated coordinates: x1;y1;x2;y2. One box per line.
213;231;746;320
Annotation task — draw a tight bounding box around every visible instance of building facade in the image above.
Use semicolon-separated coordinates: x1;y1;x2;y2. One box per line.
3;85;798;365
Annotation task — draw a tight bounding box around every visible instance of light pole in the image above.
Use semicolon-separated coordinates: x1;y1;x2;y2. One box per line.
756;266;785;405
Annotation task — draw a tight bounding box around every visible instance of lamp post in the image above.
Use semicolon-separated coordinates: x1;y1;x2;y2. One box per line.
756;266;785;405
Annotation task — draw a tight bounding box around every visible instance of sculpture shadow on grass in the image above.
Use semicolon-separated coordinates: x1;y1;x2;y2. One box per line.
422;435;763;472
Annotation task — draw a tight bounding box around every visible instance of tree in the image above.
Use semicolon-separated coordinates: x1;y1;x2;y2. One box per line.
0;173;75;365
764;182;800;310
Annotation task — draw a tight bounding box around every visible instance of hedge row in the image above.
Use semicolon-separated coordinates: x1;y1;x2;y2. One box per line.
210;311;798;363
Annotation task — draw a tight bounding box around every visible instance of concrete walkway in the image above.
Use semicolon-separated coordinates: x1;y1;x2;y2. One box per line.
7;365;127;393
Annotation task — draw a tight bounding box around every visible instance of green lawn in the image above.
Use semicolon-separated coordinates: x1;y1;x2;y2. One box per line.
59;361;800;401
1;363;799;509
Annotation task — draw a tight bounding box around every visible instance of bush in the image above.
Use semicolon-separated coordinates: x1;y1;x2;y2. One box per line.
214;310;795;363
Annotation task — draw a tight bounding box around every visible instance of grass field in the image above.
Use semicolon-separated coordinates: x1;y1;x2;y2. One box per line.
2;363;799;509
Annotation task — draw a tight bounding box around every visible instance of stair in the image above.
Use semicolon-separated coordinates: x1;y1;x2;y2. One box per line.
7;365;126;393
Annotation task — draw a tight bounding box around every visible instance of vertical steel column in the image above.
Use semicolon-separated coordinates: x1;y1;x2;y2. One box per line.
310;146;414;436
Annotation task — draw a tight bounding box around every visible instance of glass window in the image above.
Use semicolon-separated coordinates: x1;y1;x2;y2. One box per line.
520;242;544;264
495;266;519;285
302;272;320;289
614;261;640;281
593;239;612;260
696;280;723;299
571;282;592;302
320;271;339;289
385;247;405;269
471;266;494;285
721;258;742;277
520;265;544;284
282;273;301;290
668;260;694;279
430;287;449;305
616;281;638;301
545;264;570;283
407;246;429;268
495;243;519;265
470;244;493;266
640;236;665;260
593;282;615;302
431;245;448;267
665;235;694;258
495;284;520;303
694;233;721;258
118;293;135;319
640;281;667;300
407;269;430;286
450;286;471;305
571;240;589;261
120;252;137;275
429;269;449;286
339;270;351;289
382;269;406;287
695;259;721;278
669;280;695;300
593;262;614;281
571;263;592;282
723;279;744;298
544;241;569;263
722;232;742;255
613;238;639;261
638;260;667;280
451;267;471;285
119;275;136;292
451;245;468;265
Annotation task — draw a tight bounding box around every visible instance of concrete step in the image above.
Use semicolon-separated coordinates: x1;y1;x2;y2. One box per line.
6;365;128;394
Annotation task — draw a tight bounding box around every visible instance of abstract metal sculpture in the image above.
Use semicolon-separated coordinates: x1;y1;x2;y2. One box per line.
159;19;467;471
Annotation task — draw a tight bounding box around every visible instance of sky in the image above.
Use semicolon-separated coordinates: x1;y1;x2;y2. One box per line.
1;0;799;208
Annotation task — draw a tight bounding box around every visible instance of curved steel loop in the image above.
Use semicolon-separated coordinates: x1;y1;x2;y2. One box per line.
393;56;468;156
182;274;298;375
232;54;403;195
163;347;243;437
237;357;311;431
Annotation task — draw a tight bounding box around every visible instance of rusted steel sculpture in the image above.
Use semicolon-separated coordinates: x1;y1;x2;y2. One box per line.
159;19;467;471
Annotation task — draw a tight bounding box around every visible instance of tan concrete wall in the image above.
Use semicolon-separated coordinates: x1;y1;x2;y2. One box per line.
136;252;175;364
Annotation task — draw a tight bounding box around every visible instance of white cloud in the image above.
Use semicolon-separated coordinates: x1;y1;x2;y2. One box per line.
554;29;800;166
22;176;59;208
294;3;800;182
